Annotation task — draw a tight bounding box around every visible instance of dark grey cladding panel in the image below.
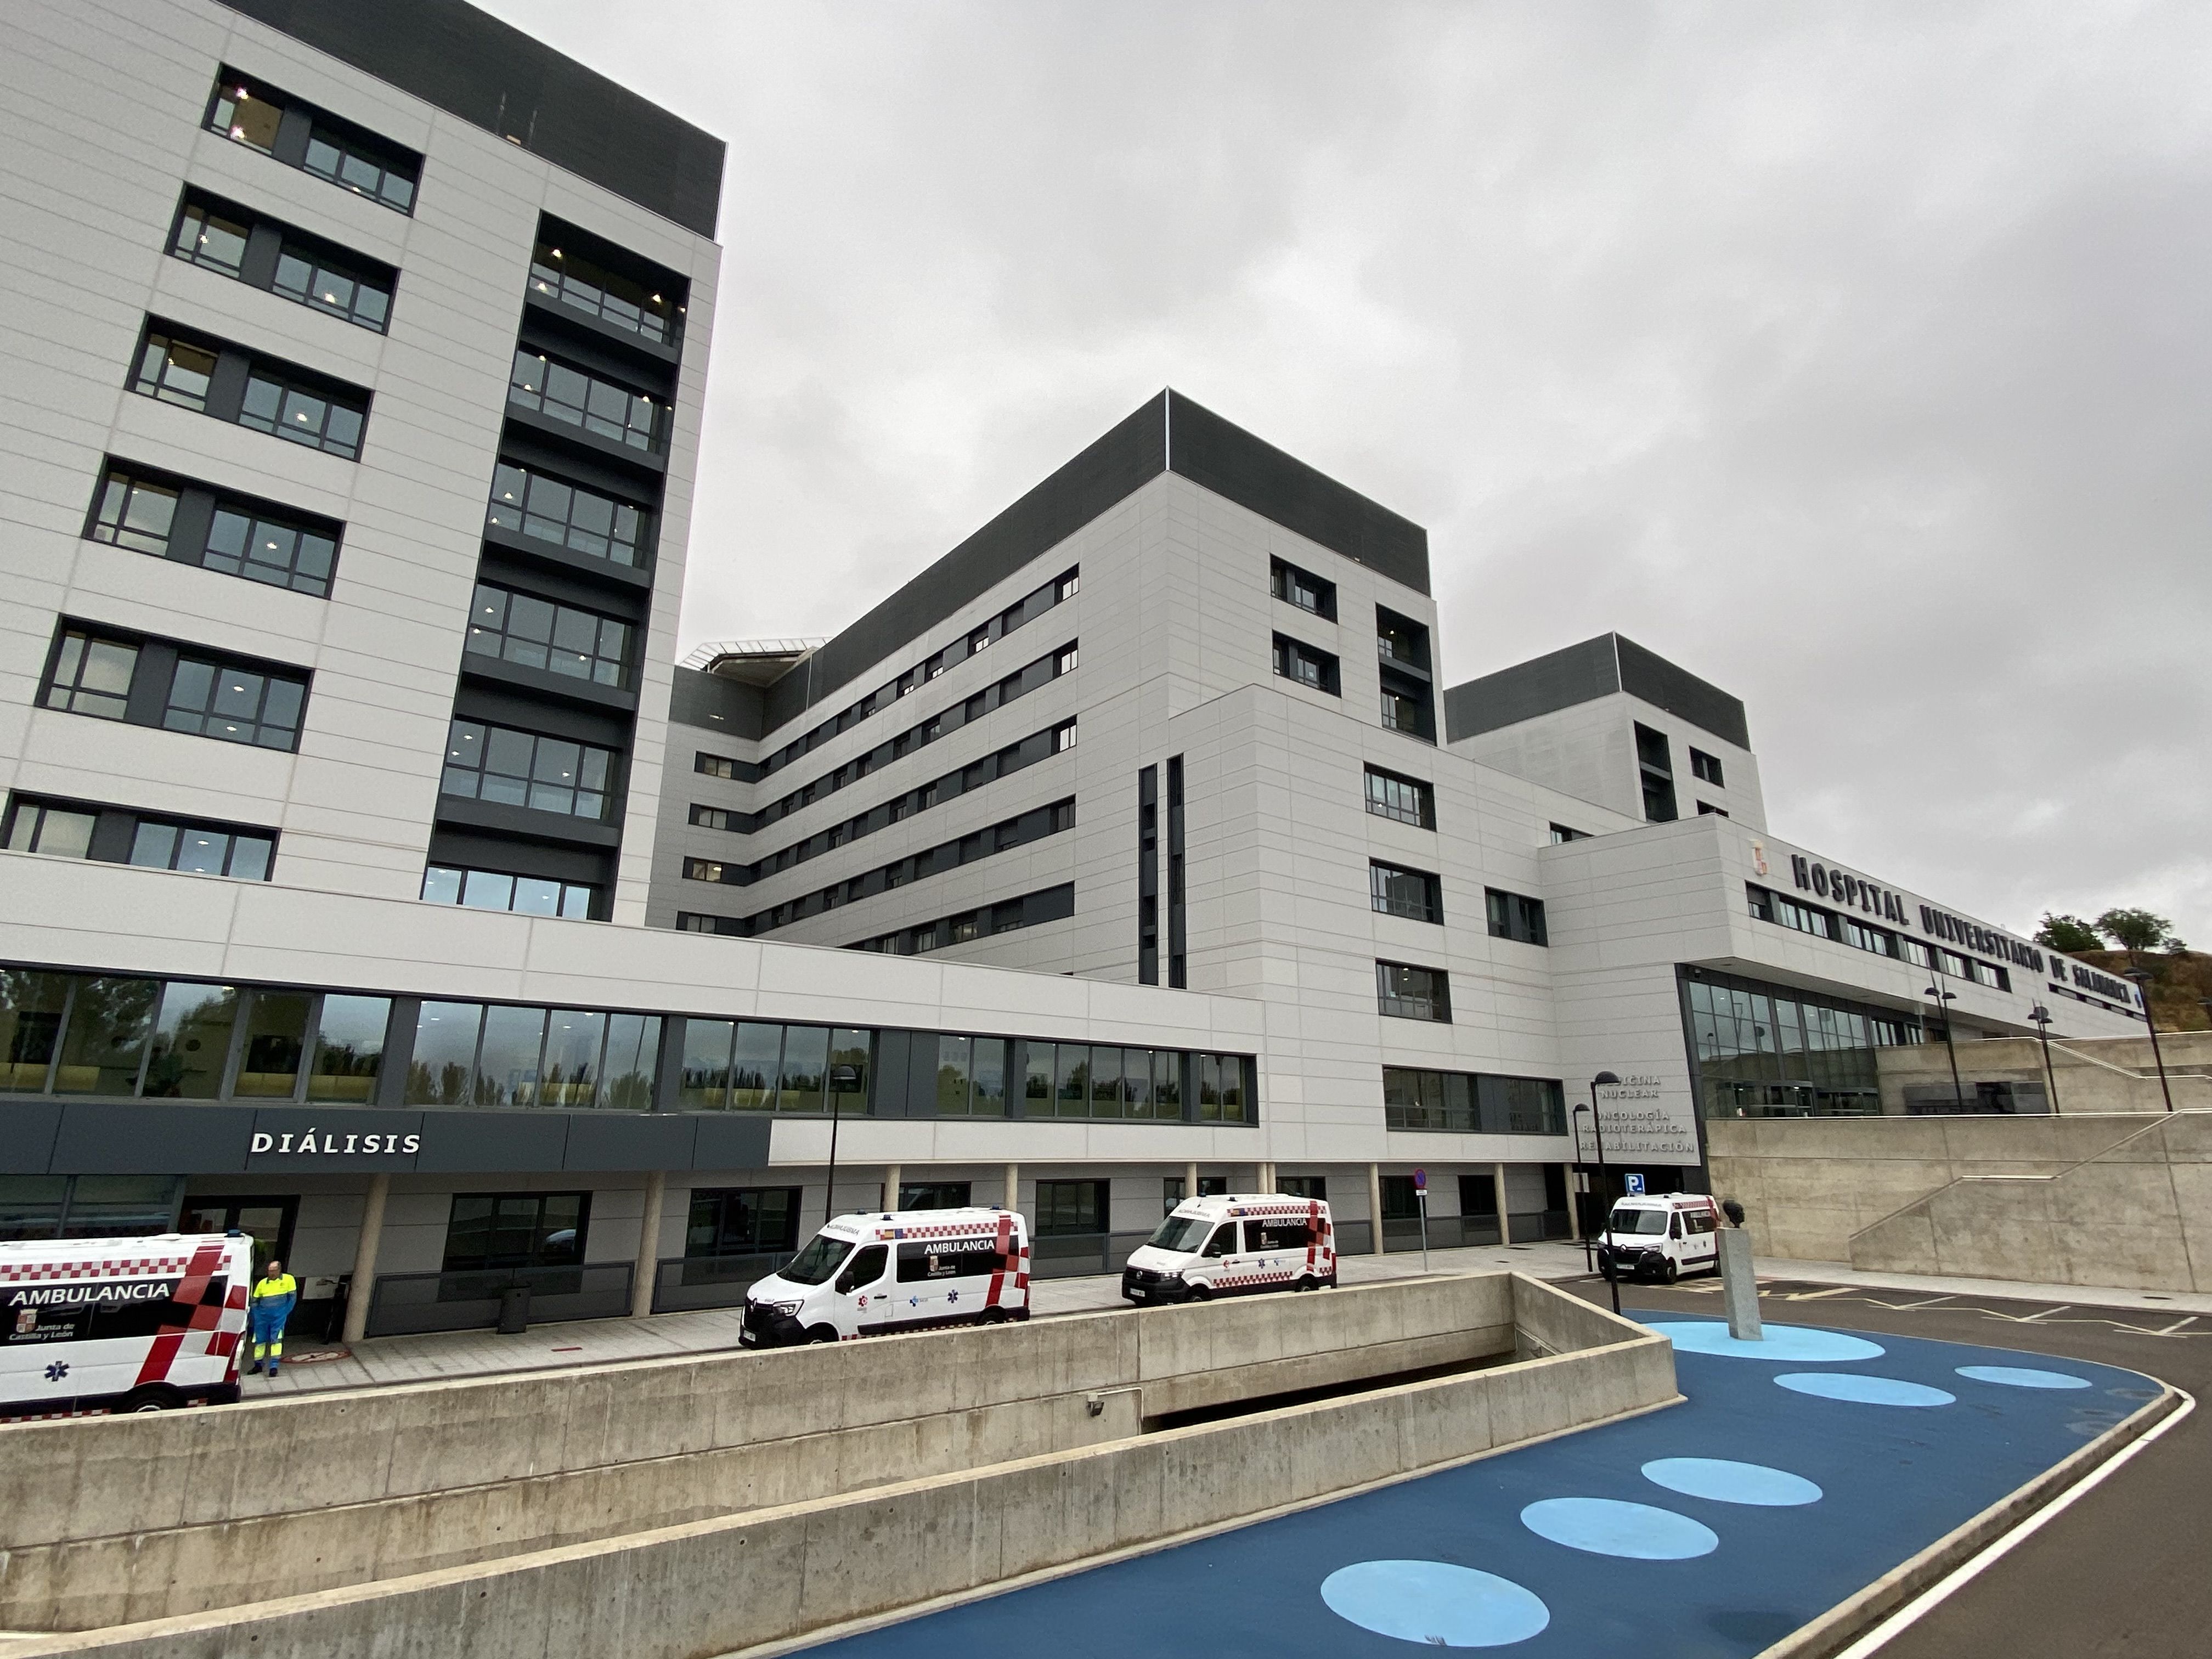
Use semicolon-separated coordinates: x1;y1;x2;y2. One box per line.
772;393;1170;723
424;827;610;887
244;1108;425;1171
408;1110;571;1173
669;666;766;742
0;1101;63;1173
1442;634;1621;742
1615;635;1752;750
51;1104;260;1174
690;1112;774;1171
217;0;725;238
1164;392;1430;596
561;1112;698;1172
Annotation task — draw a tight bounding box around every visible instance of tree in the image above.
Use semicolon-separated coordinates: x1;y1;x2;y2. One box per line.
2034;913;2104;953
2094;907;2187;953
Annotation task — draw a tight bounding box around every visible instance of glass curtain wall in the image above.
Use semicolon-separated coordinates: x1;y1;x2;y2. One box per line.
1685;972;1922;1118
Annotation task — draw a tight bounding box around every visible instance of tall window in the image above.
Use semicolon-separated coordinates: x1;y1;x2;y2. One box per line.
1690;747;1724;786
1485;888;1548;946
465;585;629;686
440;721;614;820
1273;634;1340;695
1377;961;1451;1022
1635;723;1677;822
1370;861;1443;923
1364;765;1435;828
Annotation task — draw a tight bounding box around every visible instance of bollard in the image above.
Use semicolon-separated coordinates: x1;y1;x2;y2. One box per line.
1718;1198;1760;1341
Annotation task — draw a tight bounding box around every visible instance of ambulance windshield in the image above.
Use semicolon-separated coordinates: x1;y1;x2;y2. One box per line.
780;1232;854;1286
1608;1207;1669;1235
1149;1214;1212;1253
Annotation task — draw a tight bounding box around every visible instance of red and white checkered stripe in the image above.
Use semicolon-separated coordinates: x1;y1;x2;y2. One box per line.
883;1222;1001;1241
1206;1271;1297;1291
0;1255;194;1282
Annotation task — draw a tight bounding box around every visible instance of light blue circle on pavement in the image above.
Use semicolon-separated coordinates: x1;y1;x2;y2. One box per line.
1319;1560;1550;1647
1641;1457;1824;1506
1776;1372;1955;1407
1645;1322;1886;1362
1956;1364;2093;1390
1520;1497;1719;1559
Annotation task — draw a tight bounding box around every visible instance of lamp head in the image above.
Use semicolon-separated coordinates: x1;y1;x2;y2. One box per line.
2123;968;2152;985
1592;1070;1621;1087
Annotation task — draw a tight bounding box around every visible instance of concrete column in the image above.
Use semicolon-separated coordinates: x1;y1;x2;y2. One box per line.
1259;1161;1275;1194
1367;1163;1385;1255
1002;1162;1019;1214
1184;1161;1198;1205
1494;1163;1511;1245
630;1170;666;1319
340;1173;389;1346
884;1163;901;1213
1564;1163;1582;1243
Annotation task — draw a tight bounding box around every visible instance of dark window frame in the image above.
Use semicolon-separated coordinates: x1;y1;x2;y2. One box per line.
1269;557;1337;620
1485;887;1549;946
1273;634;1341;696
206;67;420;214
1364;765;1435;830
1370;860;1444;923
1376;960;1452;1023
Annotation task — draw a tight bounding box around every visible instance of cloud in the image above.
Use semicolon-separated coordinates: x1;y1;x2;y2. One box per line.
478;0;2212;942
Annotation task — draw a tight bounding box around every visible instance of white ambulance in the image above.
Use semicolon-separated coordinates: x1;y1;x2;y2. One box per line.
1596;1193;1722;1284
1;1233;253;1419
740;1207;1031;1346
1120;1194;1336;1304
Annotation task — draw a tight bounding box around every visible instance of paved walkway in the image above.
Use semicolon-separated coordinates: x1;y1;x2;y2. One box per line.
258;1239;1598;1397
804;1313;2169;1659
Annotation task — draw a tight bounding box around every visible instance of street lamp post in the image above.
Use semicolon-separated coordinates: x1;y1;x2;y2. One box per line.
2122;966;2176;1114
2028;1004;2062;1116
1570;1106;1595;1276
1587;1071;1621;1315
1923;984;1964;1112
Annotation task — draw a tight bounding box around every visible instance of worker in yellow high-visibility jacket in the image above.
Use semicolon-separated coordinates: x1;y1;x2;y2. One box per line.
248;1261;298;1378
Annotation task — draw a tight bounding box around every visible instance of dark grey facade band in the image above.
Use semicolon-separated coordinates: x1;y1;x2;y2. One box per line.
1442;631;1752;751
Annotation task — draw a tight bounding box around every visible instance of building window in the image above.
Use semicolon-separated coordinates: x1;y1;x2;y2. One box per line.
171;190;397;332
1364;765;1435;829
1278;1175;1327;1200
129;330;216;410
508;349;663;452
86;467;181;555
1273;634;1340;695
440;720;614;820
206;72;421;212
206;74;283;153
487;462;649;568
1375;607;1429;670
163;657;306;751
696;753;740;780
1697;802;1729;817
273;240;393;331
1635;723;1677;822
683;857;733;884
1138;765;1160;985
1167;754;1187;988
408;1001;662;1110
1485;888;1548;946
1381;1175;1421;1220
169;198;249;276
1383;1068;1567;1134
1034;1179;1110;1237
1370;861;1443;923
442;1193;589;1272
1270;557;1336;619
1377;961;1452;1022
1690;748;1724;786
466;585;629;686
675;912;743;936
527;240;680;345
687;1188;802;1257
2;800;97;859
690;805;740;830
1380;686;1432;738
41;631;137;719
421;865;594;919
900;1181;973;1211
129;819;274;880
1053;718;1078;751
1549;823;1589;843
846;884;1074;955
238;359;365;458
204;503;338;595
674;1020;867;1113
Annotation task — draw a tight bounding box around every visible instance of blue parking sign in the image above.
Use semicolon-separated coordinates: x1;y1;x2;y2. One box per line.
1626;1173;1646;1195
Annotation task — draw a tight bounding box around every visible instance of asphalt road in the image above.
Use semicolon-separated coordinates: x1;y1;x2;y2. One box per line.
1566;1274;2209;1659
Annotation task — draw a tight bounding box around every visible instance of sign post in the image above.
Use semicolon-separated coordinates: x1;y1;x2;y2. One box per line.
1413;1168;1429;1272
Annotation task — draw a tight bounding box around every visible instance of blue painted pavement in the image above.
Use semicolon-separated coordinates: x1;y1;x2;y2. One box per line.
808;1312;2162;1656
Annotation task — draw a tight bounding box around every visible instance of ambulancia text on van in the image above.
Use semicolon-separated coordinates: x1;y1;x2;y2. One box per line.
2;1233;253;1420
740;1207;1030;1346
1596;1193;1722;1284
1120;1194;1336;1304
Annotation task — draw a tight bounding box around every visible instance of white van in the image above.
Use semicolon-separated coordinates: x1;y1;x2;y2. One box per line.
1120;1194;1336;1304
1596;1193;1722;1284
740;1207;1030;1346
1;1233;253;1419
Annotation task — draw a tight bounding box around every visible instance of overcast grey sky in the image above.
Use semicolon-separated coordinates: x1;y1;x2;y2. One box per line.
483;0;2211;946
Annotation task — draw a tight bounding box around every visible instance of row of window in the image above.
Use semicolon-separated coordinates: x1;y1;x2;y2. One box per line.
487;460;651;569
419;865;597;920
1381;1068;1569;1135
91;461;341;596
843;882;1077;955
171;191;396;333
508;349;664;453
527;240;683;347
208;69;421;213
687;798;1075;937
1745;885;2010;989
133;324;367;460
2;796;274;882
1269;560;1439;741
466;584;630;689
739;642;1079;831
441;720;616;822
1688;971;1921;1119
43;625;307;752
749;570;1077;781
932;1040;1251;1122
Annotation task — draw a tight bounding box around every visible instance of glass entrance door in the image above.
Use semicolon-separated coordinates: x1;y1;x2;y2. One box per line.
179;1195;298;1276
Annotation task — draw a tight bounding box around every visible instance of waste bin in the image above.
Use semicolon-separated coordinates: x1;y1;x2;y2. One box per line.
497;1284;531;1334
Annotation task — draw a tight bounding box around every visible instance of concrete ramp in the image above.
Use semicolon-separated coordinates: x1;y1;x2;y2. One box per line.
0;1273;1672;1658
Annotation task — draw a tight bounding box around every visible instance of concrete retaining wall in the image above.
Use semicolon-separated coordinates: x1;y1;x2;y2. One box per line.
0;1277;1672;1659
0;1274;1527;1631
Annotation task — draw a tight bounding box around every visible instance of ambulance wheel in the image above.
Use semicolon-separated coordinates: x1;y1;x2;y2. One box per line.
804;1324;839;1345
980;1307;1008;1325
1661;1259;1679;1286
1294;1274;1318;1292
121;1387;179;1414
1188;1284;1213;1302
